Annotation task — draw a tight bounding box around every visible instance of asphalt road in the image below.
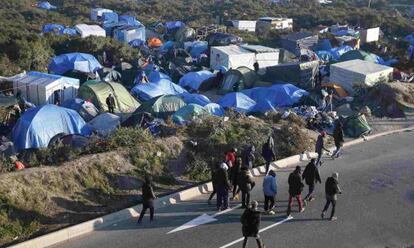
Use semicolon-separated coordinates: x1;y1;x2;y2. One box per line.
52;131;414;248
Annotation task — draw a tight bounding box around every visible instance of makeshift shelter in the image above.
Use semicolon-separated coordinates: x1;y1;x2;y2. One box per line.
137;95;186;119
344;114;371;138
204;103;225;117
330;59;393;95
102;12;119;24
240;45;280;68
179;93;211;106
88;113;120;136
42;24;64;34
360;27;380;44
321;83;348;98
75;24;106;38
38;1;56;10
114;25;145;43
256;17;293;34
178;71;215;91
230;20;257;32
119;15;141;27
339;50;382;64
218;92;256;113
207;32;243;47
175;26;196;43
172;104;210;125
12;71;79;106
186;41;208;58
49;53;102;75
280;32;319;56
61;98;99;122
78;80;140;116
210;45;255;70
148;37;163;48
91;8;114;21
12;104;90;151
219;67;258;94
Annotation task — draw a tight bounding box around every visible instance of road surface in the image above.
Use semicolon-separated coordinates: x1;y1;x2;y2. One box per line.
52;131;414;248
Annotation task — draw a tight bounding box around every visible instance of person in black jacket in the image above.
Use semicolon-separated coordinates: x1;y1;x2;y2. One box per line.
216;162;231;211
231;157;242;200
240;201;266;248
208;162;219;205
238;167;256;208
287;166;305;217
331;121;344;159
106;94;116;114
262;137;276;174
302;159;322;204
321;172;342;221
137;176;156;224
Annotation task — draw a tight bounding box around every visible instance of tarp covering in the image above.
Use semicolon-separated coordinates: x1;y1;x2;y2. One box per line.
38;1;56;10
88;113;120;136
165;21;185;31
61;98;99;122
219;67;258;94
172;104;209;125
179;93;211;106
207;32;243;47
102;12;119;24
137;95;186;118
339;50;383;64
12;104;90;151
178;71;215;91
42;24;64;34
119;15;141;27
188;41;208;58
129;39;145;48
218;92;256;113
204;103;225;117
316;46;353;63
344;114;371;138
49;53;102;75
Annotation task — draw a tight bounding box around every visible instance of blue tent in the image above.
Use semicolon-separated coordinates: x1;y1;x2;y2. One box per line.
204;103;225;117
330;46;353;60
165;21;185;31
62;28;77;36
178;71;215;91
218;92;256;113
179;93;211;106
172;104;209;125
189;41;208;58
42;24;64;34
160;41;175;53
119;15;141;27
314;39;332;51
131;77;186;102
129;39;145;48
49;53;102;75
405;34;414;46
148;71;172;82
38;1;56;10
12;105;91;151
102;12;118;24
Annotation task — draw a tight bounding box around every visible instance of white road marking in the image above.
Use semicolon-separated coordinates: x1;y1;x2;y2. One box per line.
219;216;293;248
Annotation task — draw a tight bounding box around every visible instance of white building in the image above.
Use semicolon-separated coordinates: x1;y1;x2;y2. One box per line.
13;72;79;106
230;20;257;32
90;8;114;22
360;27;380;44
330;59;393;95
75;24;106;38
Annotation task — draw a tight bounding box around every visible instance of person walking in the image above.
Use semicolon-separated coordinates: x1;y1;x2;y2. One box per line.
216;162;231;211
287;166;305;217
321;172;342;221
262;170;277;215
238;167;255;208
302;159;321;205
331;121;344;159
262;137;276;174
315;131;330;166
208;162;219;205
231;157;242;200
242;145;255;169
106;94;115;114
137;176;156;224
240;201;266;248
225;148;237;168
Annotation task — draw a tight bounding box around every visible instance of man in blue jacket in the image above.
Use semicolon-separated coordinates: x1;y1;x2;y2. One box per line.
262;170;277;215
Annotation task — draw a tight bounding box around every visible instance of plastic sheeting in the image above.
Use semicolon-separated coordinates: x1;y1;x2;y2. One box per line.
218;92;256;113
12;104;90;151
179;93;211;106
165;21;185;31
88;113;120;136
178;71;215;91
42;24;64;33
204;103;225;117
129;39;145;48
172;104;209;125
188;41;208;58
131;74;186;102
38;1;56;10
49;53;102;75
61;98;99;122
119;16;141;27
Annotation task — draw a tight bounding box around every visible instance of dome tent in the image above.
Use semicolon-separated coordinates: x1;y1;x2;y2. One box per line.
12;105;90;151
172;104;210;125
218;66;258;95
137;95;186;119
61;98;99;122
88;113;120;136
178;71;215;91
218;92;256;113
204;103;225;117
48;53;102;75
179;93;211;106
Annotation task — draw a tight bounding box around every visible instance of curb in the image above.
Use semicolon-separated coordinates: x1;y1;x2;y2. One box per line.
10;126;414;248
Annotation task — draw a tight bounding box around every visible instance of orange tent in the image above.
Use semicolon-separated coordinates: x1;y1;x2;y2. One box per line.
322;83;348;98
148;37;163;48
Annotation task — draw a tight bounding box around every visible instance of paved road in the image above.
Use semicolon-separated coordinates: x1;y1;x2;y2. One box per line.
53;132;414;248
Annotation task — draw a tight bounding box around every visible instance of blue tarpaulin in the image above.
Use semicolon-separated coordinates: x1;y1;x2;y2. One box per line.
314;39;332;51
103;12;118;24
42;24;64;34
12;104;91;151
178;71;215;91
38;1;56;10
62;28;77;36
129;39;145;48
48;53;102;75
316;46;353;63
179;93;211;106
204;103;225;117
165;21;185;31
119;15;141;27
218;92;256;113
405;34;414;46
189;41;208;58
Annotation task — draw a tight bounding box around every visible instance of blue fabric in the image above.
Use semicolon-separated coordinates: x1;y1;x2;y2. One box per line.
263;175;277;196
178;71;214;90
38;1;56;10
165;21;185;31
172;104;207;125
179;93;211;106
62;28;77;36
330;46;353;60
61;98;84;111
42;24;64;34
189;41;208;58
48;53;102;75
119;15;141;27
204;103;225;117
316;50;333;63
131;83;167;101
129;39;145;48
314;39;332;51
160;41;175;52
218;92;256;113
148;71;172;82
12;104;91;151
405;34;414;46
102;12;118;24
131;74;186;102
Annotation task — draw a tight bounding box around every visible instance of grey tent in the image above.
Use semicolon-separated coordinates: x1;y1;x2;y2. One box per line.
218;67;258;94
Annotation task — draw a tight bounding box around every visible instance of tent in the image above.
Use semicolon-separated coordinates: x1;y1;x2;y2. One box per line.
218;92;256;113
339;50;382;64
38;1;56;10
75;24;106;38
129;39;145;48
172;104;210;125
88;113;120;136
187;41;208;58
62;28;77;36
78;80;140;116
114;25;146;43
179;93;211;106
49;53;102;75
207;33;243;47
165;21;186;32
210;45;255;70
219;67;258;94
12;104;90;151
119;15;141;27
42;24;64;34
137;95;186;118
204;103;225;117
344;114;371;138
61;98;99;122
148;37;163;48
178;71;215;91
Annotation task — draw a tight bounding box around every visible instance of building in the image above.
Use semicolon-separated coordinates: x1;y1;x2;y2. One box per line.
75;24;106;38
360;27;380;44
113;25;146;43
230;20;257;32
90;8;114;22
256;17;293;35
330;59;393;95
280;32;319;56
12;71;79;106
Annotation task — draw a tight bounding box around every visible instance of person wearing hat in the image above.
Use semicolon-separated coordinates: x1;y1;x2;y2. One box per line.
240;200;266;248
287;166;305;217
315;131;330;166
321;172;342;221
302;158;322;204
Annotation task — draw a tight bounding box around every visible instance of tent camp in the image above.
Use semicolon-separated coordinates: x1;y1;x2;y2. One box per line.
280;32;319;56
88;113;120;136
219;67;258;94
49;53;102;75
330;59;393;95
137;95;186;118
321;83;348;98
42;24;64;34
61;98;99;122
218;92;256;113
240;45;280;68
12;104;90;151
207;33;243;47
339;50;383;64
204;103;225;117
344;114;371;138
78;80;140;117
178;71;215;91
172;104;210;125
13;71;79;106
179;93;211;106
75;24;106;38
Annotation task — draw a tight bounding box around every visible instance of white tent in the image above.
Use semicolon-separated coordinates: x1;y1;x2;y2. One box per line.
240;45;279;68
90;8;114;21
75;24;106;38
330;59;393;95
210;46;256;70
13;71;79;106
88;113;120;136
360;27;380;44
230;20;257;32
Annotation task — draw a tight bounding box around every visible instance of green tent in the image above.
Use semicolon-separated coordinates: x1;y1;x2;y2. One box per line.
172;104;210;125
339;50;378;63
78;80;140;116
137;95;186;119
218;67;258;95
345;114;371;138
